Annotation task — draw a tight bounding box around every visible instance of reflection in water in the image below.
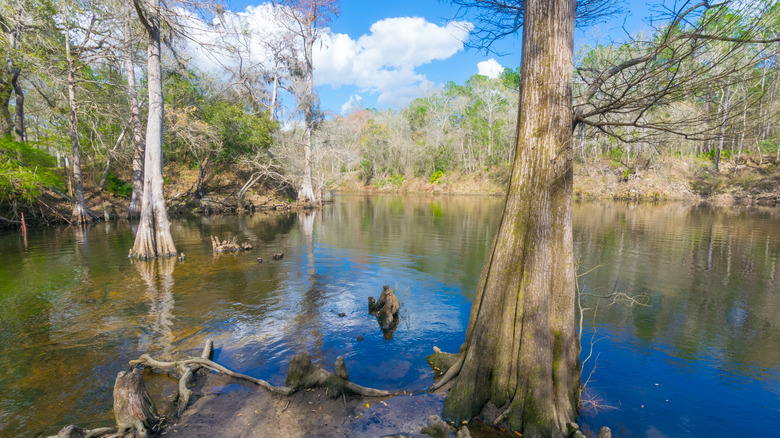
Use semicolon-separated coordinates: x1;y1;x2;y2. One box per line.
0;198;778;437
573;202;780;437
132;258;177;357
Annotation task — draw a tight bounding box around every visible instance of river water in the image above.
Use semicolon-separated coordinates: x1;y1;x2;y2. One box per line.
0;195;777;437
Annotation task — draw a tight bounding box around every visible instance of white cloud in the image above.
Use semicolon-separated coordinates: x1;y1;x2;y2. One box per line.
315;17;472;106
181;6;472;108
477;59;505;79
341;95;364;114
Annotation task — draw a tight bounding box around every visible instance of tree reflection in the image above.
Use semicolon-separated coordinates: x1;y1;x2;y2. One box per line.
132;257;177;358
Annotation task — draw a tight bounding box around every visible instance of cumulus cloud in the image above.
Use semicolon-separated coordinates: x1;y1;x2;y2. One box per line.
477;58;505;79
181;5;472;108
315;17;471;106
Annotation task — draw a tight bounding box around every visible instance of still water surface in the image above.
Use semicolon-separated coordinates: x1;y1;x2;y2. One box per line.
0;195;778;437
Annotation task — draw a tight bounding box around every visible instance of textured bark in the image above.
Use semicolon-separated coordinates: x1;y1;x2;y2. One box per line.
130;0;177;259
442;0;579;436
113;368;157;437
125;6;145;219
65;27;92;225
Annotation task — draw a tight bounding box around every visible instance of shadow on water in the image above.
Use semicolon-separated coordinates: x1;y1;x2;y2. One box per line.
0;197;778;437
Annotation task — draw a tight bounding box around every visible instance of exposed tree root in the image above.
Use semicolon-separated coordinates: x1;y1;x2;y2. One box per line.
130;354;292;396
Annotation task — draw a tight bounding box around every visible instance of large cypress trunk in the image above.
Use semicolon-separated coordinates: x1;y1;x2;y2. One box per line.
130;0;176;259
442;0;579;436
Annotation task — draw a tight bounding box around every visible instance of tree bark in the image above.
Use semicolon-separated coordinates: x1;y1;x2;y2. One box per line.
442;0;579;436
130;0;177;259
125;6;145;219
65;26;92;225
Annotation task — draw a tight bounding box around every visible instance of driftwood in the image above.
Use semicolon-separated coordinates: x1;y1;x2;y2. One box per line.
210;235;253;253
285;352;391;397
368;285;400;332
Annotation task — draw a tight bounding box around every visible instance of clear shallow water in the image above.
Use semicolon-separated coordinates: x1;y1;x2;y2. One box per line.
0;196;777;437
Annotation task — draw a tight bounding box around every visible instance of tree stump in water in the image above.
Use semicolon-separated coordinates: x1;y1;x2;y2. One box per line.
113;368;158;437
368;285;400;332
335;356;349;381
285;352;390;397
211;235;253;253
426;346;462;377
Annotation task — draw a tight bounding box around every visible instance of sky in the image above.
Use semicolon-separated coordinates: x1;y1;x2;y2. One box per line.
206;0;658;116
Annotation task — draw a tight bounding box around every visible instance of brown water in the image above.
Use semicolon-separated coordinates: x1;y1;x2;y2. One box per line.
0;196;778;437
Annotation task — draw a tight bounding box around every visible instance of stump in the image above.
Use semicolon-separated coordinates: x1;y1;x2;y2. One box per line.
211;235;253;253
368;285;400;332
113;368;158;437
421;415;451;438
56;425;85;438
285;352;390;397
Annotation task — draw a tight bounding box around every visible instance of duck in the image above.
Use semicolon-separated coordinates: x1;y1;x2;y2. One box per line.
272;251;284;260
257;257;263;263
178;253;186;262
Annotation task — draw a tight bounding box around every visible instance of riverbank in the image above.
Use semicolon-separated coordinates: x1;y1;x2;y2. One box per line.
337;154;780;207
4;153;779;230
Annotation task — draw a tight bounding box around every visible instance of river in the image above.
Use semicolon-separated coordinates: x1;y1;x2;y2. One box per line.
0;195;778;437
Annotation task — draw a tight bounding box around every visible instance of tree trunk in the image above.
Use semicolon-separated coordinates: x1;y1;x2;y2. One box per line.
714;84;730;172
99;126;128;191
0;73;11;138
298;24;316;204
126;6;146;219
65;28;92;225
442;0;579;436
8;24;24;142
130;0;177;259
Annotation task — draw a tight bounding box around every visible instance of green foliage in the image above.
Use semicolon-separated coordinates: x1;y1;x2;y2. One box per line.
389;173;404;187
430;170;444;184
700;149;733;161
104;172;132;198
0;139;62;204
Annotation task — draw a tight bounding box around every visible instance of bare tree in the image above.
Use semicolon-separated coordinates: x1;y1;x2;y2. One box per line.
125;3;146;218
274;0;339;204
130;0;177;258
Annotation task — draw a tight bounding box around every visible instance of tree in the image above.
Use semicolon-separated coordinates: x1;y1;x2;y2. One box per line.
130;0;176;259
124;3;146;218
438;0;780;435
274;0;339;203
439;0;579;435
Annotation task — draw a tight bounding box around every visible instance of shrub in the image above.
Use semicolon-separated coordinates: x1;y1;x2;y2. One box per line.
0;138;62;205
430;170;444;184
105;172;132;198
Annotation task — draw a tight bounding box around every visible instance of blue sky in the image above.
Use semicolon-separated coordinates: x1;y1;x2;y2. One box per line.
212;0;657;116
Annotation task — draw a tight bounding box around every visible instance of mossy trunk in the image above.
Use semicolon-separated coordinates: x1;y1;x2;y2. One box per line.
130;0;176;259
442;0;579;436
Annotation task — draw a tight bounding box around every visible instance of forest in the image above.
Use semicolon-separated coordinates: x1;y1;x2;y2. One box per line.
1;0;779;228
2;1;780;438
